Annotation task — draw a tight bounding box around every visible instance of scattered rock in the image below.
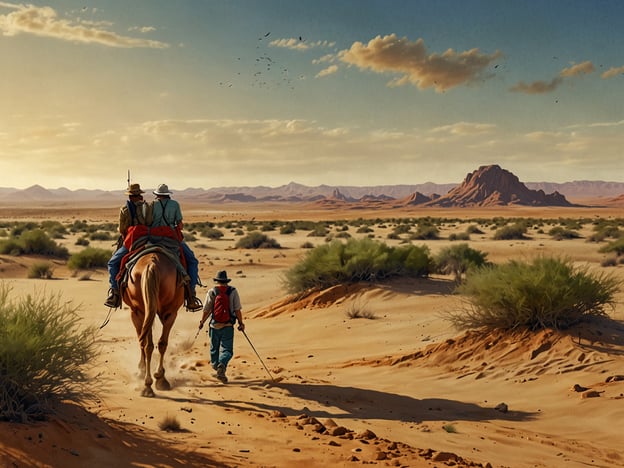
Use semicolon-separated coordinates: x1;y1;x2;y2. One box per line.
374;450;388;460
572;384;589;392
355;429;377;440
323;418;338;428
328;426;350;436
606;375;624;383
494;403;508;413
432;451;459;463
581;390;602;399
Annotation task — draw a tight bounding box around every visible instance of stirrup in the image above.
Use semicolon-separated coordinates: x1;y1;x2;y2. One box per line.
185;296;203;312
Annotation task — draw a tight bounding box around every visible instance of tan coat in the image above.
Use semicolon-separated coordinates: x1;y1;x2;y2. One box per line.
119;200;153;237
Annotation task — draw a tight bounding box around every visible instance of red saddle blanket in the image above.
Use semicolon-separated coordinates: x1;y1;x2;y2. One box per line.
116;225;187;283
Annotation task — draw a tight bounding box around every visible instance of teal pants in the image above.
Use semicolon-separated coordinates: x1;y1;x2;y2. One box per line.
209;326;234;369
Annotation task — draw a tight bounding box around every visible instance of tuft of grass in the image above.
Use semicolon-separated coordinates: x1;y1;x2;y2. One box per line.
346;298;377;320
449;256;621;331
158;414;183;432
442;423;458;433
27;262;54;279
0;283;98;421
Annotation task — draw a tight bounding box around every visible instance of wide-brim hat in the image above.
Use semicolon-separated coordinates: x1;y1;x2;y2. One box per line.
213;270;231;283
153;183;173;196
125;183;145;196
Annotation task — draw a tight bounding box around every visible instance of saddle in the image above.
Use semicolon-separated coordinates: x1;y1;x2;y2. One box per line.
116;225;190;293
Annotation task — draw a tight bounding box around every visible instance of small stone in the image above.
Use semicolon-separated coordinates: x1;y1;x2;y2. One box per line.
328;426;350;436
374;451;388;460
494;402;508;413
355;429;377;440
432;451;459;462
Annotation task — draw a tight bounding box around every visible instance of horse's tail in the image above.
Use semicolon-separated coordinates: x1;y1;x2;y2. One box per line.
139;257;159;343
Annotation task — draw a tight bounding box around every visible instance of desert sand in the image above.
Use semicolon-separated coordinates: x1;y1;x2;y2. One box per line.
1;202;624;468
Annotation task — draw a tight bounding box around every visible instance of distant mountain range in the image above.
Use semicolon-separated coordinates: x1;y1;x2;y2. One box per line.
1;165;623;207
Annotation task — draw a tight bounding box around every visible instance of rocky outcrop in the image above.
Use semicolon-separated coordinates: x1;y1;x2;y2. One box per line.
424;165;573;207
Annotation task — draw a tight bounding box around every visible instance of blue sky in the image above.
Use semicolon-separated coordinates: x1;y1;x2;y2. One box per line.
1;0;623;190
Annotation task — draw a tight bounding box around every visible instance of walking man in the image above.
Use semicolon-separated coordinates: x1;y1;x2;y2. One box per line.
199;270;244;383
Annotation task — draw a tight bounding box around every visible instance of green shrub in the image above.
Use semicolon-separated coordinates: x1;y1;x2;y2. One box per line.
67;247;112;270
548;226;581;240
492;223;528;240
200;227;224;240
75;236;90;246
280;223;296;235
235;231;281;249
0;284;98;421
410;225;440;240
27;262;54;279
0;229;69;259
89;231;114;241
448;232;470;241
434;244;489;283
307;225;329;237
450;257;620;331
599;237;624;257
466;224;484;235
283;238;432;293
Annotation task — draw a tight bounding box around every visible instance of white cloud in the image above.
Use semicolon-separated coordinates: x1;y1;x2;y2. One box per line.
270;38;335;51
337;34;501;92
0;3;168;48
601;65;624;79
316;65;338;78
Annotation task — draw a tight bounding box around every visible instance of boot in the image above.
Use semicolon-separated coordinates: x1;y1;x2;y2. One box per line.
185;286;203;312
216;363;228;383
104;288;121;308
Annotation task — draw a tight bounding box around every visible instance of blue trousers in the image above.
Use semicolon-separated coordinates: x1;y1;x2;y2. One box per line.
181;241;199;290
107;242;199;291
107;245;128;289
209;326;235;369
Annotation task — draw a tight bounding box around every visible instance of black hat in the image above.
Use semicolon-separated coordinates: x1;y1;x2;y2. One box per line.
213;270;231;283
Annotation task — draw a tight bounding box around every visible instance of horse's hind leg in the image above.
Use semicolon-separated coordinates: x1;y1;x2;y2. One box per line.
154;312;177;391
140;330;155;397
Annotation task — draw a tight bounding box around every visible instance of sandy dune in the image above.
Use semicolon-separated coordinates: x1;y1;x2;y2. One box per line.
1;204;624;467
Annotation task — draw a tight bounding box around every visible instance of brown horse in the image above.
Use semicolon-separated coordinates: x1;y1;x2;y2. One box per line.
122;250;184;397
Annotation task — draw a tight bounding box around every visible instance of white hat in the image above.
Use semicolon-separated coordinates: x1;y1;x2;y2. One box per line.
153;183;173;196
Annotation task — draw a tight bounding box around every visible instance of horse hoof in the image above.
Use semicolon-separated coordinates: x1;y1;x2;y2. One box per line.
155;378;171;391
141;386;155;398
